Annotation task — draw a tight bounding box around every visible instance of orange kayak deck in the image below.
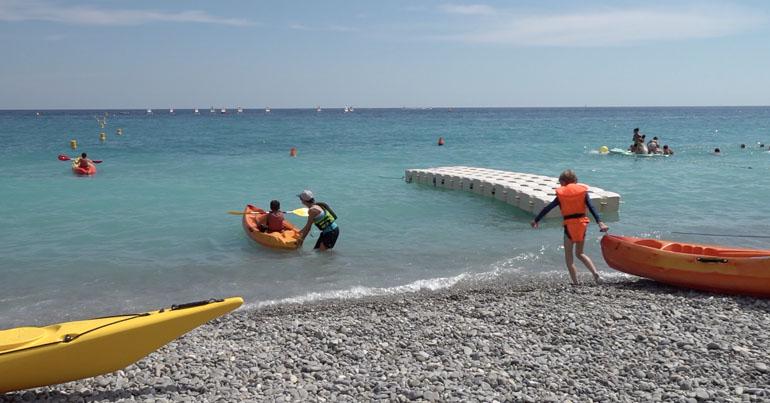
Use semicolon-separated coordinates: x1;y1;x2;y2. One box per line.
601;234;770;297
71;159;96;176
242;204;301;250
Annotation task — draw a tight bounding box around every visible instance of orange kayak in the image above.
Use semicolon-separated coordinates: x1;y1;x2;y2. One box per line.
601;234;770;297
242;204;301;250
72;159;96;176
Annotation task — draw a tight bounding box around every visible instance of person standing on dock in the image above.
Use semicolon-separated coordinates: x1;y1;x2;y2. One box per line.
297;190;339;251
530;170;608;285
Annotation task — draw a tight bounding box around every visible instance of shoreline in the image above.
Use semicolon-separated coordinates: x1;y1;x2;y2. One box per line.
4;275;770;402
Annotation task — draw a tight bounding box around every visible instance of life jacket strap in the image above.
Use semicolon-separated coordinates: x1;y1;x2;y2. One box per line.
563;213;586;220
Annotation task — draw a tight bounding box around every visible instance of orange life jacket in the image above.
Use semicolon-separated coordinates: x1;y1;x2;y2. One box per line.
555;183;590;242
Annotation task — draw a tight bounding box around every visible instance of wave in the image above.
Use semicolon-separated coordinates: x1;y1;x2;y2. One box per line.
243;254;549;310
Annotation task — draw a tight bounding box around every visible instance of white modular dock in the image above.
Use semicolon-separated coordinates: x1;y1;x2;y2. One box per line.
404;166;620;218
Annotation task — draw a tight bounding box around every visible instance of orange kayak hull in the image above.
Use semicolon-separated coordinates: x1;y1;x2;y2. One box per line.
71;160;96;176
242;204;301;250
601;234;770;297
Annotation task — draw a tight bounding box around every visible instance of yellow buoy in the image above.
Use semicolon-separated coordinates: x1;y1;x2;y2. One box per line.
99;132;106;142
69;139;78;150
599;145;609;154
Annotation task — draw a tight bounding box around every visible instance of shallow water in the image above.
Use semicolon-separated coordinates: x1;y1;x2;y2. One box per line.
1;107;769;327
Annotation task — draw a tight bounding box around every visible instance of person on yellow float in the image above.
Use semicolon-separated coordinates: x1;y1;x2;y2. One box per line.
530;169;609;285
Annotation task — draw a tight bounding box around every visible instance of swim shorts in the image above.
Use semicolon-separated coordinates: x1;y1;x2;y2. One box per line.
314;227;339;249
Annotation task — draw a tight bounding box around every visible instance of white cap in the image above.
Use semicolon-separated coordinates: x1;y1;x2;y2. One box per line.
298;190;314;202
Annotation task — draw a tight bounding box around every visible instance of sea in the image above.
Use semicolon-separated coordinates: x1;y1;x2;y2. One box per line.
1;107;769;328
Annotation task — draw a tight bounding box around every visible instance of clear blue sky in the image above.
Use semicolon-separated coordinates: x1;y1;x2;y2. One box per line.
1;0;769;109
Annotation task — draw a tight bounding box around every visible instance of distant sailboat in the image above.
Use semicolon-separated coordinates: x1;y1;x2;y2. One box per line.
146;109;152;114
237;106;243;113
194;108;200;114
349;106;354;112
344;106;350;113
210;106;215;113
220;108;227;114
316;106;322;112
169;107;174;114
265;107;271;113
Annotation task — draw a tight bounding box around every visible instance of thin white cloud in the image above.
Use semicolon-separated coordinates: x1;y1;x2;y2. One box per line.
441;6;764;46
289;23;358;33
0;0;252;26
440;4;497;16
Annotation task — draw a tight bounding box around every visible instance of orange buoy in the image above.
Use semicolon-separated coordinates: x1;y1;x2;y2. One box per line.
437;137;445;146
290;147;297;157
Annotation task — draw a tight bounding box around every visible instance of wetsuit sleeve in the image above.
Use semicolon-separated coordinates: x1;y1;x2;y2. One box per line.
533;197;559;223
585;194;602;222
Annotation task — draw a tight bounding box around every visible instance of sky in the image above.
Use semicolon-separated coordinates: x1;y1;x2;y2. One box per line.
1;0;769;109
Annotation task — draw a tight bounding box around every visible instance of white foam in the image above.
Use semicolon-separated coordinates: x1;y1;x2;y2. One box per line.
246;258;530;311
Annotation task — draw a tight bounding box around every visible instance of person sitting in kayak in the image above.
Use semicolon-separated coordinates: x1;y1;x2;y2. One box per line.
257;200;285;233
297;190;339;251
530;169;609;285
77;152;93;169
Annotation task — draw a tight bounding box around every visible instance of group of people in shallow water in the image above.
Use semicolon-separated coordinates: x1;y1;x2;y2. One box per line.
628;128;674;155
256;190;340;251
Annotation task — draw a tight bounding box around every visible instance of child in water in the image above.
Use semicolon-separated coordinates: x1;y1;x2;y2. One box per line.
258;200;285;233
530;170;609;285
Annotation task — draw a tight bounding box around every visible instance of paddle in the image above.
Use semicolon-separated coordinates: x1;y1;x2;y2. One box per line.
228;207;309;217
58;154;102;164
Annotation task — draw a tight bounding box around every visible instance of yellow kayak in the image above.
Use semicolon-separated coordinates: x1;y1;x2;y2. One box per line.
0;297;243;394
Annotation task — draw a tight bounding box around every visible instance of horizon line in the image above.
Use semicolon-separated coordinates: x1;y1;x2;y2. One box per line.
3;104;770;111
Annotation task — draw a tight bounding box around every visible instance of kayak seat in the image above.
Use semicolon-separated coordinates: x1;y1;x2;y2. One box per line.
635;239;664;249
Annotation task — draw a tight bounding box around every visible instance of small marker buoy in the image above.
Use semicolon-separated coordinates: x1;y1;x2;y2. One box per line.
437;136;445;146
290;147;297;157
99;132;106;142
599;145;609;154
70;139;78;150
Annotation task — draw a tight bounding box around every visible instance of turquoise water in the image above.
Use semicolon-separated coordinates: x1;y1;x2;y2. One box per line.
1;107;769;327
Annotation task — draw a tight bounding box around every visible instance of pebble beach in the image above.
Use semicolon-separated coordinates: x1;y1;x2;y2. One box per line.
5;275;769;402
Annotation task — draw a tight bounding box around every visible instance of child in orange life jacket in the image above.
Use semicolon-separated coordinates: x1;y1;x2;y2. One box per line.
257;200;285;233
530;170;609;285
